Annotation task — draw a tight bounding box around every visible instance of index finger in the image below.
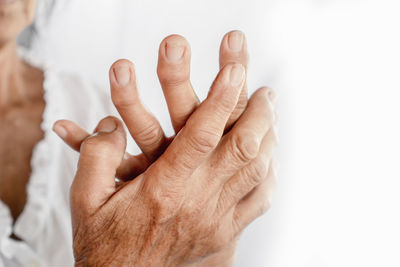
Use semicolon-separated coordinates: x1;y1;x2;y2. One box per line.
220;31;249;129
153;63;245;180
110;59;167;162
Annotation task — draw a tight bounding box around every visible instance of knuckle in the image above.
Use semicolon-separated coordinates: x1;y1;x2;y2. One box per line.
135;123;163;146
253;158;269;179
229;96;248;120
147;188;181;220
210;80;237;113
217;96;236;116
81;137;113;155
187;128;220;154
144;168;184;210
246;158;268;185
236;93;249;110
231;131;260;163
154;189;182;209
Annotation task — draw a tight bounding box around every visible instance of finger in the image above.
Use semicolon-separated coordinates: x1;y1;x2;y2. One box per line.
220;30;249;129
71;116;127;211
117;153;150;181
110;59;167;162
157;34;199;133
209;87;275;185
53;120;90;151
217;128;277;214
154;63;245;181
232;160;277;234
53;120;150;180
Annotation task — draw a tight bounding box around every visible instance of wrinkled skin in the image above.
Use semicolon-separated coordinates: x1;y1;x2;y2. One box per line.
63;64;276;266
54;32;278;266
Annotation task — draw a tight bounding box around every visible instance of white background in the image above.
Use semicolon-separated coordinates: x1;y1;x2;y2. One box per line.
33;0;400;266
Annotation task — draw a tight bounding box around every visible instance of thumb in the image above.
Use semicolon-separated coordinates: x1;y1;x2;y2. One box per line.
71;116;127;213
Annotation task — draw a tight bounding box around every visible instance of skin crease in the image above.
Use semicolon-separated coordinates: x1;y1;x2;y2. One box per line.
54;37;278;266
0;0;278;265
68;73;277;266
0;0;44;225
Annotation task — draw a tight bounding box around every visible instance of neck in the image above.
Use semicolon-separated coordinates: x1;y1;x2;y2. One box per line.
0;40;27;107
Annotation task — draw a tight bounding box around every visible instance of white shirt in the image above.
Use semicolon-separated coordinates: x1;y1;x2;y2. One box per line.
0;50;115;267
4;1;281;265
19;1;400;267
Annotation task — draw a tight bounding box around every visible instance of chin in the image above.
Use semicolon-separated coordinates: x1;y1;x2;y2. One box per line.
0;0;36;45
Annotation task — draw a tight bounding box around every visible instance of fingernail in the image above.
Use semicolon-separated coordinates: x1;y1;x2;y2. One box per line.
97;119;117;133
229;64;245;87
228;31;244;52
53;123;68;139
165;41;184;62
113;66;130;86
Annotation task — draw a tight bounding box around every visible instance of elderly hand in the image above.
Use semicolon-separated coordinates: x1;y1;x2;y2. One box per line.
54;32;277;266
55;31;251;180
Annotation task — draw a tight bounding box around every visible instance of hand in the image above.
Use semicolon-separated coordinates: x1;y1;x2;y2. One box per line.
67;63;275;266
54;31;250;180
54;32;277;266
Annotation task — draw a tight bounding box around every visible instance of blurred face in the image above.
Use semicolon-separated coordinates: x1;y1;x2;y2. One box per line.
0;0;37;45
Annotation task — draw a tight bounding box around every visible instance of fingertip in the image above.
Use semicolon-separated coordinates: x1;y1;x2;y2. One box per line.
159;34;190;63
252;87;276;109
224;30;245;52
110;58;134;72
261;86;276;103
94;116;120;134
110;62;140;109
161;34;190;49
223;30;245;39
109;59;135;88
81;116;127;161
220;30;248;69
53;120;68;139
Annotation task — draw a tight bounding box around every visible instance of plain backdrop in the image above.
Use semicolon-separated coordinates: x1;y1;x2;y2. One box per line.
29;0;400;266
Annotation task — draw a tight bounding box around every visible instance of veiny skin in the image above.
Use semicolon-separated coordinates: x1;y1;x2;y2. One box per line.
1;0;278;265
58;64;277;266
54;32;278;266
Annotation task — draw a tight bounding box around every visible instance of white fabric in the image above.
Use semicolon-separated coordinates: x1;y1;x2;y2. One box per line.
0;49;116;267
8;1;400;267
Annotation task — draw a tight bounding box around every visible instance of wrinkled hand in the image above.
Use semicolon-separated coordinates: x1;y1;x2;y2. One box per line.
54;32;278;266
69;66;275;266
54;31;251;180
